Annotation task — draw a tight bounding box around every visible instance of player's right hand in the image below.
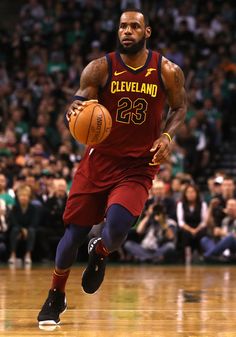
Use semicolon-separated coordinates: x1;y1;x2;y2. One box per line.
66;99;98;122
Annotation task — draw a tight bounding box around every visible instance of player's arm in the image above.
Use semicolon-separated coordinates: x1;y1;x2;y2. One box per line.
162;58;187;139
150;58;187;165
65;57;108;128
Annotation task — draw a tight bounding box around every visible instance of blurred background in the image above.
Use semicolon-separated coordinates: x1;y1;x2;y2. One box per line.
0;0;236;266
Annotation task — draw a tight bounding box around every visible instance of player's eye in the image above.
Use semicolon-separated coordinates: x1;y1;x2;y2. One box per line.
119;23;127;29
131;23;140;29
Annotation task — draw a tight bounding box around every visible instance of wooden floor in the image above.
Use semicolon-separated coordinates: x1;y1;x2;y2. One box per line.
0;264;236;337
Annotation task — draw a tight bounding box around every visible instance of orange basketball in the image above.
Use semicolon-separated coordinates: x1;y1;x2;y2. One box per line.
69;102;112;145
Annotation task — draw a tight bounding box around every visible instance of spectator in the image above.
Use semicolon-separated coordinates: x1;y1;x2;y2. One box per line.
165;43;184;67
206;176;235;228
170;177;183;203
146;179;176;220
0;135;12;160
20;0;45;21
170;142;185;177
86;40;105;63
175;123;198;177
177;184;208;263
202;98;222;148
124;204;177;263
202;198;236;261
120;0;141;10
8;185;39;265
174;4;196;32
0;199;8;261
37;178;67;260
221;176;236;200
0;173;15;208
204;176;220;204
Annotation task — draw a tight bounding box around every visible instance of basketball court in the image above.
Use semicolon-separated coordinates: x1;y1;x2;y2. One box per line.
0;264;236;336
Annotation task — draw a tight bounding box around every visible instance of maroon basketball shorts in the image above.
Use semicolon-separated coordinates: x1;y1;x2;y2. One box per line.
63;149;155;226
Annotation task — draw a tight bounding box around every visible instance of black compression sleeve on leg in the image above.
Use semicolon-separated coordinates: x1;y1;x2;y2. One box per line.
55;224;92;269
102;204;138;252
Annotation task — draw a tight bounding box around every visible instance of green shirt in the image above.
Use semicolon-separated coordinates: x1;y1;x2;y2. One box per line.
0;193;15;206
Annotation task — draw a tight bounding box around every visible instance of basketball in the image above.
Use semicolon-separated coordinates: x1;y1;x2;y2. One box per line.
69;102;112;145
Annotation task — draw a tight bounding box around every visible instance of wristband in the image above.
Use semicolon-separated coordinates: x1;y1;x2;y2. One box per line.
72;95;87;102
162;132;172;142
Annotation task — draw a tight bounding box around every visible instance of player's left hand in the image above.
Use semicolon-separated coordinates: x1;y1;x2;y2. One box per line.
149;134;172;165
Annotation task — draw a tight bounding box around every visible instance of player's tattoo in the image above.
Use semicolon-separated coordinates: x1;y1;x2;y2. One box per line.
89;58;107;86
174;67;184;88
81;61;101;87
76;57;108;98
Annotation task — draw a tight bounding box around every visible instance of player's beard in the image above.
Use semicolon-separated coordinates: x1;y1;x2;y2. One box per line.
117;35;146;55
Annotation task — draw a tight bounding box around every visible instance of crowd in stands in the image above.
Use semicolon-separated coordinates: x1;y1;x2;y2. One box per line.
0;0;236;266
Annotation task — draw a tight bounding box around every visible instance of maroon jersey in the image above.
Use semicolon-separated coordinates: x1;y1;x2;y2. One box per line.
64;50;167;223
94;50;166;160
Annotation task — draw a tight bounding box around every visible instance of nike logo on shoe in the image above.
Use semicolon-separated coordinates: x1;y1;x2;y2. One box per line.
88;237;102;254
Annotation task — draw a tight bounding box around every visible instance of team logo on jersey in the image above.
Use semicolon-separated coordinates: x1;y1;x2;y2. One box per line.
114;70;127;76
145;68;156;77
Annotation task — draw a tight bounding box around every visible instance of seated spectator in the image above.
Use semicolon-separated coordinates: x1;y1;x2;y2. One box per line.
203;176;222;204
37;178;67;261
170;177;183;203
146;179;176;220
177;184;208;263
0;199;8;261
86;40;105;63
206;176;235;228
175;123;198;177
202;98;222;148
170;142;185;177
120;0;141;10
20;0;45;21
124;204;177;263
0;173;15;208
202;198;236;261
8;185;39;265
221;176;236;199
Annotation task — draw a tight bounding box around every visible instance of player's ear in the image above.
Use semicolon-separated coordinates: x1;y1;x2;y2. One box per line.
145;26;151;38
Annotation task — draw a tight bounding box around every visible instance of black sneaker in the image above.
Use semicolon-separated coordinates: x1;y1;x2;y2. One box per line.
81;237;108;294
37;289;67;325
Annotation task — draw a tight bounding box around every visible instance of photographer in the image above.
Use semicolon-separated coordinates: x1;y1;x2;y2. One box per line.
207;176;236;228
202;198;236;261
124;204;177;263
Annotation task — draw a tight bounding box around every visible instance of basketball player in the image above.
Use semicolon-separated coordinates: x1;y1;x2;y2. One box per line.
38;8;187;325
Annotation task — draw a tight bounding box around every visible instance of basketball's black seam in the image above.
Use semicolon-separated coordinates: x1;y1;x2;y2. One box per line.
73;110;82;139
100;106;106;142
86;105;95;144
